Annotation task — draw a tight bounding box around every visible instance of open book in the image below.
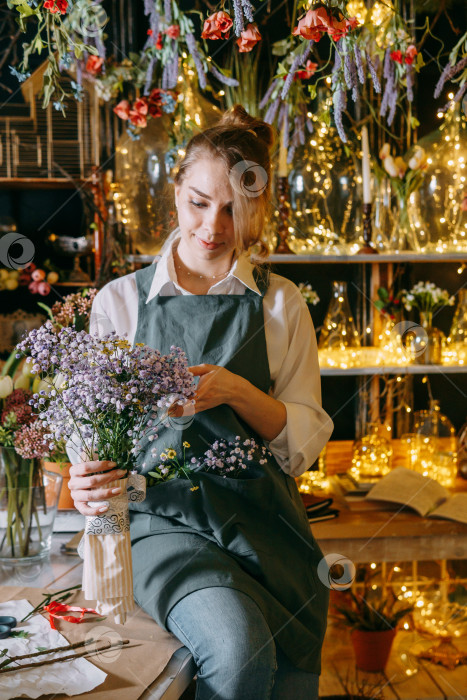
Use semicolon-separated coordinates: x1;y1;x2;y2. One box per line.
362;467;467;523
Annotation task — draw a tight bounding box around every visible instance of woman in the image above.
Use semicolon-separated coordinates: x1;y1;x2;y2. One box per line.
69;105;334;700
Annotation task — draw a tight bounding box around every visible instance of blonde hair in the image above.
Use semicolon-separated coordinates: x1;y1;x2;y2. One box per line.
173;105;274;258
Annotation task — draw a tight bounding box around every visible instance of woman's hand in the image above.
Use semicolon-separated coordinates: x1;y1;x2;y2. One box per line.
68;458;127;516
189;364;239;413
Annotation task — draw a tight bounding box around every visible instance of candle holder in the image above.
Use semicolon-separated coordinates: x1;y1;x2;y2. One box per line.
275;175;295;255
357;203;379;255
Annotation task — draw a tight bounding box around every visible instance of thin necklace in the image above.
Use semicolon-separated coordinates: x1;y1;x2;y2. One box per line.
174;249;232;280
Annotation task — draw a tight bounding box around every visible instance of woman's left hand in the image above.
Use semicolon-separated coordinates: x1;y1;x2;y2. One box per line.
189;364;240;413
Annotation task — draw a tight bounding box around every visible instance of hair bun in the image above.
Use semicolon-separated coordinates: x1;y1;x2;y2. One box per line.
219;104;274;149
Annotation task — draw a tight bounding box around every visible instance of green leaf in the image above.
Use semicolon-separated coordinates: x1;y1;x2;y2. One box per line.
85;45;99;56
36;646;48;651
10;630;30;638
308;84;317;100
410;116;420;129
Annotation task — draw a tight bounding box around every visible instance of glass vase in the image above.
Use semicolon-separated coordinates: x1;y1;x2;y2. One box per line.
449;289;467;346
0;448;62;563
412;400;458;487
412;311;445;365
115;62;221;256
408;103;467;253
389;195;420;253
350;423;393;481
318;281;360;351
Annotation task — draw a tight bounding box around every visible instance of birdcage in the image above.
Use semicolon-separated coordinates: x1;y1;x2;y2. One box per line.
0;61;100;182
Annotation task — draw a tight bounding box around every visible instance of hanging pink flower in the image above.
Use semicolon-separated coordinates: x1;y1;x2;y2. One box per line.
113;100;131;120
85;56;104;76
405;45;418;65
295;60;318;81
292;7;353;42
390;50;403;64
236;23;262;53
201;11;233;40
43;0;68;15
129;98;149;128
165;24;180;39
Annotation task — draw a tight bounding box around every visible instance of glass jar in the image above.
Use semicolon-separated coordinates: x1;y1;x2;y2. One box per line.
449;289;467;346
404;310;445;365
318;281;361;351
115;62;221;256
408;103;467;253
350;423;393;481
412;400;458;487
0;448;62;562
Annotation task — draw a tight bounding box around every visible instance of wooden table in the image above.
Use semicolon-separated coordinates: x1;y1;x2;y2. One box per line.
0;534;196;700
312;508;467;563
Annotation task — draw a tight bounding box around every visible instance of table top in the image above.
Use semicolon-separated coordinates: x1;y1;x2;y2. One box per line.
312;507;467;562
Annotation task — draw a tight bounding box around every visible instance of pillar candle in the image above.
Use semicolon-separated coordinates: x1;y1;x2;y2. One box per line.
361;126;372;204
278;121;288;177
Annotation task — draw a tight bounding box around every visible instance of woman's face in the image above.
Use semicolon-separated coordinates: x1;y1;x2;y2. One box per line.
174;157;236;263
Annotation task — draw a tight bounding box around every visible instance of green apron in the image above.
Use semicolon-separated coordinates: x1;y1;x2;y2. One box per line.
129;262;329;674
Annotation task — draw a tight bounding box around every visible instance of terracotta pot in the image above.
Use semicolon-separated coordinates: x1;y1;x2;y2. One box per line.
350;628;396;672
42;461;74;510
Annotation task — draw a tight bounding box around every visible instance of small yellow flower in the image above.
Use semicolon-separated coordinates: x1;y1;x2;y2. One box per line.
167;449;177;459
160;452;167;460
190;486;199;491
183;441;190;448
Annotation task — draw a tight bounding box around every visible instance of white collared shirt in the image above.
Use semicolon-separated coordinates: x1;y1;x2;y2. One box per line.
88;236;334;477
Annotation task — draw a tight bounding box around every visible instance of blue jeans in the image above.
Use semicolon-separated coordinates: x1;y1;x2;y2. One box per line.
166;586;319;700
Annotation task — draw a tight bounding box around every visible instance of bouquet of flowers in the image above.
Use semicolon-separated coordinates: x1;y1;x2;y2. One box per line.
16;323;196;622
298;282;320;306
146;437;271;489
401;281;455;315
0;382;52;559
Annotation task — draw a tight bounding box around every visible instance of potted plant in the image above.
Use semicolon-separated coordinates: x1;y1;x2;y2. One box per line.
336;582;413;672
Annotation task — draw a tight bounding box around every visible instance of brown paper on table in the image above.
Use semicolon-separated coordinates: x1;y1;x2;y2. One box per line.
0;586;183;700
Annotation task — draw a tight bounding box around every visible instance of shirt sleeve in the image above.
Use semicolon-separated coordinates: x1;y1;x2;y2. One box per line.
265;282;334;477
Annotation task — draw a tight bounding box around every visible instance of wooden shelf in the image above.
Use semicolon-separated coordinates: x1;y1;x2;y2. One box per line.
261;252;467;263
0;178;85;189
320;364;467;376
127;252;467;265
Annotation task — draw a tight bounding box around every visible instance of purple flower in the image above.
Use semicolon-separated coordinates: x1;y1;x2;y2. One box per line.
406;65;414;103
354;45;365;84
344;51;357;92
259;78;279;110
366;52;381;93
281;41;313;100
209;65;239;87
164;0;172;23
333;87;347;143
185;33;206;90
264;95;280;124
434;56;467;99
455;81;467;102
232;0;244;36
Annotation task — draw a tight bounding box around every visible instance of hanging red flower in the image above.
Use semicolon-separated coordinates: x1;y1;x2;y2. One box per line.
236;23;262;53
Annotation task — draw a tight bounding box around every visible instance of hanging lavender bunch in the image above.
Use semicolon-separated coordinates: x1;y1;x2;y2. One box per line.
169;46;179;89
281;41;313;100
343;50;358;100
161;61;169;90
354;45;365;85
434;56;467;99
232;0;244;37
331;41;342;88
455;81;467;102
164;0;172;23
333;87;347;143
380;49;396;119
387;79;398;126
406;65;414;103
264;95;281;124
366;52;381;93
241;0;254;24
144;10;160;50
185;33;207;89
209;65;240;87
259;78;279;110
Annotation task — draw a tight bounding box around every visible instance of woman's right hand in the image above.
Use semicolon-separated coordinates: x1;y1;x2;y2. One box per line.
68;459;127;516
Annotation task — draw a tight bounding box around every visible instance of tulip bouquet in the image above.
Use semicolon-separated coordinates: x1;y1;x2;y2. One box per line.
378;142;427;202
15;323;196;621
